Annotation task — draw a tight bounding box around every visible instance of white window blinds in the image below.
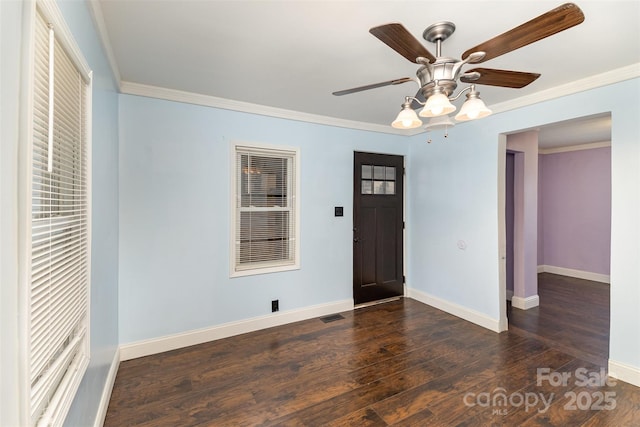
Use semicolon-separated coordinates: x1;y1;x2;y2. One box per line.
233;145;299;274
27;8;90;426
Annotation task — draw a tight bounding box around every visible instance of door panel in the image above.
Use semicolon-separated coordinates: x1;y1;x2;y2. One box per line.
353;152;404;305
379;206;398;284
360;207;377;287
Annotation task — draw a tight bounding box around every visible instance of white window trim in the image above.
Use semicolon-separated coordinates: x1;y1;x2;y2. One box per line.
18;1;92;426
229;141;300;278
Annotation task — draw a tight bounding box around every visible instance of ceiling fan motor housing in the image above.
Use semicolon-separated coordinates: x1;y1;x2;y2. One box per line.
417;57;466;98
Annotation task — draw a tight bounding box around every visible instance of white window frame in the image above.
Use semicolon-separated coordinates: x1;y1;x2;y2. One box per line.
230;142;300;277
18;1;92;426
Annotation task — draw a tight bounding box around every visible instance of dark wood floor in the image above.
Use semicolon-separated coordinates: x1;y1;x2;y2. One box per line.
105;290;639;426
507;273;610;366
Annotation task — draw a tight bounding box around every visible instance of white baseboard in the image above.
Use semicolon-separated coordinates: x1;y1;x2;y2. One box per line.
506;289;514;301
408;288;502;333
119;299;354;361
608;359;640;388
511;294;540;310
538;265;610;284
93;348;120;427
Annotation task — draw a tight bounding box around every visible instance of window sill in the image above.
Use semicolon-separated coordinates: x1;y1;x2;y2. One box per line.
230;263;300;278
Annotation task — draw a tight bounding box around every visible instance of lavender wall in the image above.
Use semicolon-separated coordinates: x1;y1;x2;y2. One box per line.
507;131;538;300
538;147;611;275
537;154;544;265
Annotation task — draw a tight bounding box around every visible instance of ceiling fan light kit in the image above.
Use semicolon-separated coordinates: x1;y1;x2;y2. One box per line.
333;3;585;131
391;98;423;129
424;115;456;144
419;90;456;117
425;114;456;131
454;89;492;121
392;84;491;129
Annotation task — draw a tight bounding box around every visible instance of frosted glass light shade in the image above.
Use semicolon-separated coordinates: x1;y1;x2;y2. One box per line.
392;107;422;129
425;115;455;130
455;97;492;121
419;92;456;117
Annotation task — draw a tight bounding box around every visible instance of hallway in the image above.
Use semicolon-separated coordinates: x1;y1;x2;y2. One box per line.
507;272;610;366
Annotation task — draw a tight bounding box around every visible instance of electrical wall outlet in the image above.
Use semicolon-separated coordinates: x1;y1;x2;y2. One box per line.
271;300;279;312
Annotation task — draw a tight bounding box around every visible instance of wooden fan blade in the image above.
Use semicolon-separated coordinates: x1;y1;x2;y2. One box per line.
370;23;436;64
461;3;584;63
332;77;414;96
461;68;541;88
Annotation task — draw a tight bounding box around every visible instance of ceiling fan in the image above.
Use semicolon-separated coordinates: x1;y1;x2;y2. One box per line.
333;3;585;129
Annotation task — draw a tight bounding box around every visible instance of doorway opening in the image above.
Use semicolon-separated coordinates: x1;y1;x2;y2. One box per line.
500;113;612;365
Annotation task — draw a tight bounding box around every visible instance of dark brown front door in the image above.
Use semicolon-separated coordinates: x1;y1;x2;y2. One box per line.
353;152;404;305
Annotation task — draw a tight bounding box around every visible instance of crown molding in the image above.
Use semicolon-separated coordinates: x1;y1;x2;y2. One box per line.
118;63;638;136
86;0;121;86
539;141;611;155
489;63;640;115
119;81;409;136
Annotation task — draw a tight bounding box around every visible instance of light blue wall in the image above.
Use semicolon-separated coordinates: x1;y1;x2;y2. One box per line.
118;94;408;343
54;1;120;426
407;78;640;373
406;122;501;316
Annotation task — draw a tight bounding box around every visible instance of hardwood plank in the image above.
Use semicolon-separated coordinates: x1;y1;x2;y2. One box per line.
507;272;610;366
104;294;639;427
385;408;440;427
370;335;538;424
431;348;575;425
325;407;388;427
580;380;640;427
472;358;614;426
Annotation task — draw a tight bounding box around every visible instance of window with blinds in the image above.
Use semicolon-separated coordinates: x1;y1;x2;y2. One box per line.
232;145;299;276
25;7;91;426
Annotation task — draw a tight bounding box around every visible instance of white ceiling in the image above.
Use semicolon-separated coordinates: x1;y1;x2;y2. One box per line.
536;113;611;149
96;1;639;145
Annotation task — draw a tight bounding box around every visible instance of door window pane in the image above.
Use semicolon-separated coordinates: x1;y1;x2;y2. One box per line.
373;181;385;194
385;181;395;194
374;166;385;180
361;180;372;194
361;164;398;195
385;166;396;181
362;165;372;179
